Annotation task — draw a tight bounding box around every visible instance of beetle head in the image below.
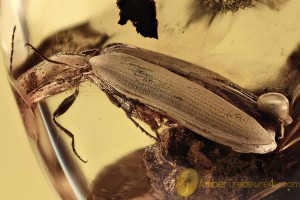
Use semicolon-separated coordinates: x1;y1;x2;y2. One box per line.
17;53;91;103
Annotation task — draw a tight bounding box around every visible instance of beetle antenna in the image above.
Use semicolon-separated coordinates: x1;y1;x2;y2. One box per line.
8;26;33;108
25;43;67;65
10;26;16;77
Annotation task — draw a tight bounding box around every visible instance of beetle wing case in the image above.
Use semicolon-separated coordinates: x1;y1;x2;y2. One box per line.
89;46;277;154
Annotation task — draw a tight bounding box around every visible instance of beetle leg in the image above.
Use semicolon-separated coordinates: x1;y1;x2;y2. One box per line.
135;105;163;131
105;93;121;107
105;92;158;141
52;88;87;163
124;111;158;141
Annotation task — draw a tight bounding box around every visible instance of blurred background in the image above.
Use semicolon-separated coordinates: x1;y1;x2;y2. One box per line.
0;1;111;199
0;46;57;199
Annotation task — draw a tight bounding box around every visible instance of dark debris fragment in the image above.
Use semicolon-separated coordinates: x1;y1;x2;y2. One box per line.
117;0;158;39
188;0;289;25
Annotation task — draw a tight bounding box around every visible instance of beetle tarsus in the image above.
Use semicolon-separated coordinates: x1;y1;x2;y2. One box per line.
53;117;88;163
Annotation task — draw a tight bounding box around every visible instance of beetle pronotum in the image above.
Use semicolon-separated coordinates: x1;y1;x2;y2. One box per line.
10;35;293;162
